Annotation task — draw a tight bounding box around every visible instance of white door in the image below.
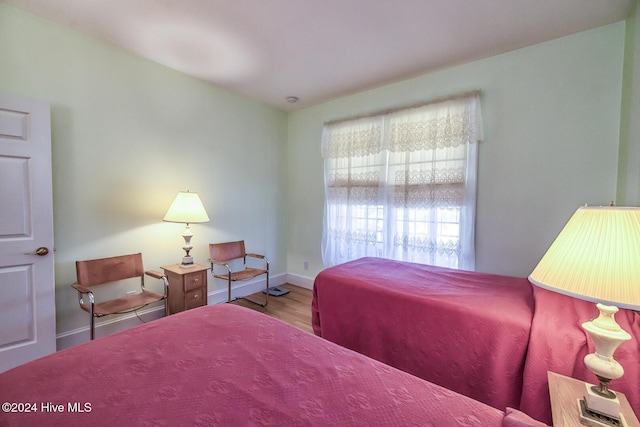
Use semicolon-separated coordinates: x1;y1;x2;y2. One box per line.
0;93;56;373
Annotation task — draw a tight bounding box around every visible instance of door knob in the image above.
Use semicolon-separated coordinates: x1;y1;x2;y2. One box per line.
28;247;50;256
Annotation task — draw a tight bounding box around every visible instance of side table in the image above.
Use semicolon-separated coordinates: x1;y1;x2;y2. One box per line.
548;371;638;426
162;264;209;314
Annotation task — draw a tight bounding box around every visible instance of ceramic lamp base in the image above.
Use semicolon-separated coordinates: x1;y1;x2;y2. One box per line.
579;397;626;427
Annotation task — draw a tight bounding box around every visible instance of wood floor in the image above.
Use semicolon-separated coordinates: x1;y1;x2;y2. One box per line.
231;284;314;334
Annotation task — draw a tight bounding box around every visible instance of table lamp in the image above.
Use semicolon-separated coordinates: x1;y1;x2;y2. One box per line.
163;191;210;268
529;205;640;427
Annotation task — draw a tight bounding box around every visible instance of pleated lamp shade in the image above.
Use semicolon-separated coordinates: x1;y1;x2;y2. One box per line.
529;206;640;311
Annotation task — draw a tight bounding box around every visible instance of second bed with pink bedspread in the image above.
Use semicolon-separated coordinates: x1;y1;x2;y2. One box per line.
312;257;535;412
312;257;640;425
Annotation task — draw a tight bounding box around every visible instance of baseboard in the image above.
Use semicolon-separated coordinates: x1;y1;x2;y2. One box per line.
56;305;166;350
56;272;289;350
285;273;315;290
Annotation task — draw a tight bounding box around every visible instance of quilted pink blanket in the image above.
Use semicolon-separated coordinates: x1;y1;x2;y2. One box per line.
0;304;504;426
520;286;640;425
312;257;535;412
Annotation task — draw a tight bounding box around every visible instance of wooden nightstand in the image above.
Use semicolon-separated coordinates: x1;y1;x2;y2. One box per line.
162;264;209;314
548;371;639;427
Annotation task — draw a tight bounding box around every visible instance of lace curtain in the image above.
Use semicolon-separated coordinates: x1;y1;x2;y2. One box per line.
322;93;482;269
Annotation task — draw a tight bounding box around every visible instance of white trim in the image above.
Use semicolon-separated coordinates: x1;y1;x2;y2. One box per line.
207;272;288;304
285;273;315;290
56;305;165;350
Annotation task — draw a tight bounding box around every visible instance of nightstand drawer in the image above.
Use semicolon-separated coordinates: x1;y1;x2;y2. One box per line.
185;289;204;309
162;264;210;314
184;271;206;292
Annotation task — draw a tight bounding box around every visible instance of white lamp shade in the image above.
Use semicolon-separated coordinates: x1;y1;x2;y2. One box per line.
163;191;210;224
528;206;640;310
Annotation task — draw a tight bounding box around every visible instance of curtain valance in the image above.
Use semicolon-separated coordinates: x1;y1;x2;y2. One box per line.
321;116;383;159
388;95;482;152
322;92;482;159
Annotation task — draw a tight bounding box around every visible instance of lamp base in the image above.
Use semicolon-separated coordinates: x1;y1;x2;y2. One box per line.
579;398;626;427
179;263;196;269
585;381;621;418
178;224;195;268
580;303;632;423
179;255;196;268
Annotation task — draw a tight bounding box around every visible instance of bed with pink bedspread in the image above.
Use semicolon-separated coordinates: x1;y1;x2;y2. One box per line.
312;257;640;425
0;303;509;426
312;257;534;413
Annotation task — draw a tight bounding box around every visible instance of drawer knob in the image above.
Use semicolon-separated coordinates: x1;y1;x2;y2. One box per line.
193;278;199;282
194;294;199;298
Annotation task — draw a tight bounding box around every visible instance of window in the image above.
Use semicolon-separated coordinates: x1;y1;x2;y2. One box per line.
321;93;482;270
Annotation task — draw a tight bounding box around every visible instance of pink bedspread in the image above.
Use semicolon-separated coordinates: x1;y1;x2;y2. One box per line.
520;286;640;425
312;257;534;412
0;304;504;426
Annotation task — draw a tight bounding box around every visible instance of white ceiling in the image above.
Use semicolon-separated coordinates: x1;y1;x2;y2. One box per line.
3;0;635;111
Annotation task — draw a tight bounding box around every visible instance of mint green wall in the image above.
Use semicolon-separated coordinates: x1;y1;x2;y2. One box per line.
0;4;288;334
0;3;633;336
287;22;626;278
618;1;640;205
